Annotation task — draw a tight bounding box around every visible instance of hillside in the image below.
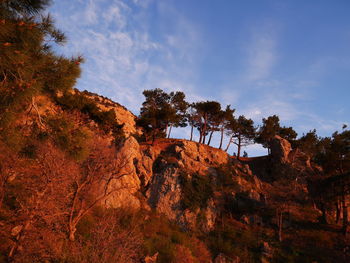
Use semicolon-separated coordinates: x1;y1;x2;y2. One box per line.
1;2;349;261
1;91;349;263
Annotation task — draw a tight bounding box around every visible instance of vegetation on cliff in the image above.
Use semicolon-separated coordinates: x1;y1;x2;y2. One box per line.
1;1;350;263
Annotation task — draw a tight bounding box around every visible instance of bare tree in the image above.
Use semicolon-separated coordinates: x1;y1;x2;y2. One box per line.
67;138;133;241
8;143;78;260
66;209;143;263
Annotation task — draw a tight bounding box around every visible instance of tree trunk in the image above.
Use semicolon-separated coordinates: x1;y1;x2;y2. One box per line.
164;123;168;138
167;125;173;138
336;200;341;224
277;210;283;242
219;128;224;149
237;137;241;160
342;194;348;235
190;125;193;141
152;130;156;145
69;225;76;241
225;136;233;152
319;202;327;224
207;130;214;146
202;115;208;144
279;212;283;242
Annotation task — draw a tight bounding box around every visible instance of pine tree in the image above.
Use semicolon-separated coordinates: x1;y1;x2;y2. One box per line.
0;0;82;147
225;115;256;159
167;91;188;138
255;115;281;155
193;101;221;144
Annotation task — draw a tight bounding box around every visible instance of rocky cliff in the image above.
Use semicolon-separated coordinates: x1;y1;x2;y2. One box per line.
3;92;348;263
102;136;266;232
82;91;141;137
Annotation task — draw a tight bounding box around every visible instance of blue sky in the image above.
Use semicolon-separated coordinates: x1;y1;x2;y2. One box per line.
49;0;350;156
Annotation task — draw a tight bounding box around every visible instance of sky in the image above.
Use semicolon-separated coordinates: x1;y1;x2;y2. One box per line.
48;0;350;156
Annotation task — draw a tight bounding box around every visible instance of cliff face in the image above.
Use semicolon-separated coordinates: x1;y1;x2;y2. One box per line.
101;136;266;231
82;91;142;137
4;93;348;263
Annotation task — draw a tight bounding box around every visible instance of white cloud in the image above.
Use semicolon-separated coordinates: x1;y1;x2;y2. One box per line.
103;6;126;28
245;30;277;82
50;0;204;113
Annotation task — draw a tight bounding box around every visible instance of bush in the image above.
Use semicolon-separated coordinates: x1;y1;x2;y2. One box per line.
19;144;38;159
180;171;213;212
141;213;202;263
208;223;261;261
47;115;91;161
215;164;240;190
54;91;125;141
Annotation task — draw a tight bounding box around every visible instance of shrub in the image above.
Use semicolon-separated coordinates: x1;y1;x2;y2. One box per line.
180;171;213;212
208;223;261;262
141;213;200;263
19;144;38;159
46;115;91;161
54;91;125;142
215;164;240;190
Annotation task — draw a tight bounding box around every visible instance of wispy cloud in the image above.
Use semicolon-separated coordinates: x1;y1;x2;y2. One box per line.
51;0;203;113
245;26;278;82
49;1;349;155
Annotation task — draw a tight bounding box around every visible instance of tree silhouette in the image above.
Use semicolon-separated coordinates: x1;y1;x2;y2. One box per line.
167;91;188;138
256;115;281;155
193;101;221;144
138;89;171;143
225;115;256;158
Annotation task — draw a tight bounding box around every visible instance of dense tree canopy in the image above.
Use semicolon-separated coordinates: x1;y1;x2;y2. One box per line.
0;0;82;147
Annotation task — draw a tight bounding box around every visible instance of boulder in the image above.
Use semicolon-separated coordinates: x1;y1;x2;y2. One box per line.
270;135;291;163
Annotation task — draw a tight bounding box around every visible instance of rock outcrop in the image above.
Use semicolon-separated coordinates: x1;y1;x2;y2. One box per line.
83;91;142;137
103;136;152;210
269;135;316;179
270;135;292;163
100;136;266;231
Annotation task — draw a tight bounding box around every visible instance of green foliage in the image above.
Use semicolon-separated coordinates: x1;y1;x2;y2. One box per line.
315;130;350;174
0;1;82;143
192;100;222;143
180;171;213;212
55;91;125;141
209;222;261;261
142;213;198;263
215;164;240;190
0;0;50;18
226;115;256;157
47;115;90;161
256;115;281;150
295;129;320;157
279;126;298;143
137;88;188;142
0;126;25;151
255;115;298;153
